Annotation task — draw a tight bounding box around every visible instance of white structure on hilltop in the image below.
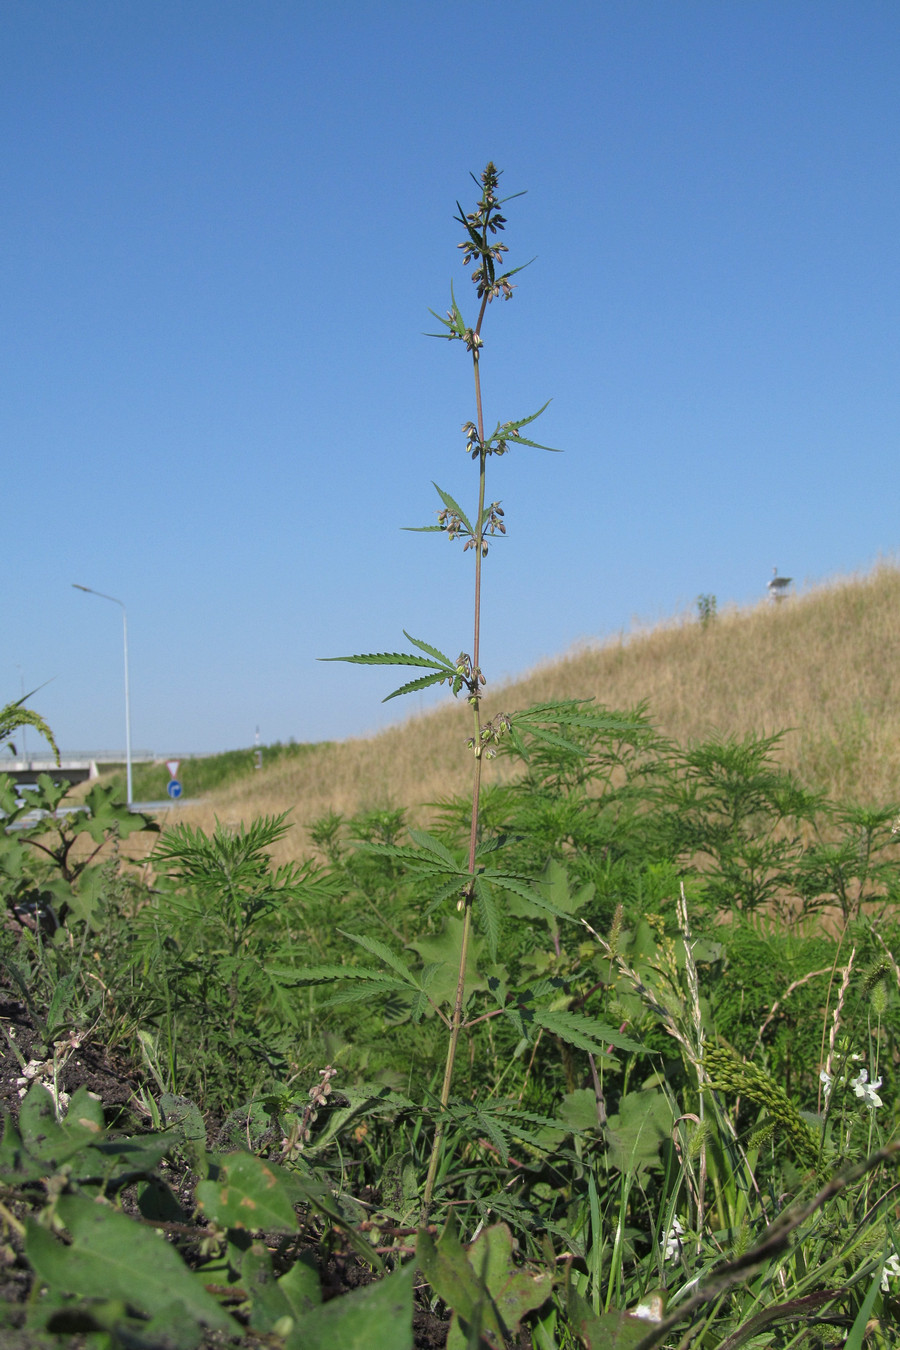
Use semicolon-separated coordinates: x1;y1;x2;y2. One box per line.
767;566;792;601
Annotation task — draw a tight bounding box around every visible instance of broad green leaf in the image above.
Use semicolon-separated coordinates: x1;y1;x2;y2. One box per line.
0;1114;46;1184
66;866;107;928
283;1260;414;1350
159;1093;207;1146
76;782;157;845
544;859;595;917
276;1255;322;1319
196;1152;298;1233
467;1223;553;1335
27;1194;236;1337
18;1083;103;1166
137;1174;189;1224
160;1092;208;1171
559;1088;603;1132
242;1242;299;1332
604;1088;674;1174
567;1289;653;1350
417;1220;504;1346
90;1134;172;1182
64;1085;106;1136
409;918;486;1011
418;1219;550;1350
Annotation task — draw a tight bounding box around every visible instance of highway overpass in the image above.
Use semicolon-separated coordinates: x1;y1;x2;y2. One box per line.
1;752;156;788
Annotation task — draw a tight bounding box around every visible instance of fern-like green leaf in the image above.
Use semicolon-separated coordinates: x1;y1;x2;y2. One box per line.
356;842;465;877
473;874;501;962
513;701;648;733
534;1009;645;1056
482;870;563;911
424;281;468;340
382;671;453;703
402;631;455;667
472;1109;509;1163
317;984;409;1009
320;649;445;670
321;634;459;702
422;877;469;917
406;828;461;868
338;931;421;987
268;964;407;988
488;401;560;453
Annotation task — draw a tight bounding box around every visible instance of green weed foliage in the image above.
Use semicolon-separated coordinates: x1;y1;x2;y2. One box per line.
2;171;900;1347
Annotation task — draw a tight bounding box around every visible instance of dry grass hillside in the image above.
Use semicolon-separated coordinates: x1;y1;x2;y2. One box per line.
174;563;900;863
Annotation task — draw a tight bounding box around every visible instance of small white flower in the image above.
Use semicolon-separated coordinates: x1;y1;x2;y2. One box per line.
819;1069;834;1103
662;1218;685;1263
850;1068;883;1109
881;1251;900;1293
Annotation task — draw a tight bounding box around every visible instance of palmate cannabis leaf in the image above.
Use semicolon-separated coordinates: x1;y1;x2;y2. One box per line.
505;700;652;758
482;402;560;455
403;483;475;539
434;1097;589;1165
270;928;446;1021
532;1009;645;1056
425;279;468;341
352;827;589;961
320;631;462;702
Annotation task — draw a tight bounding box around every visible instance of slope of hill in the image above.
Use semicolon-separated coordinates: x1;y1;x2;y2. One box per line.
175;563;900;859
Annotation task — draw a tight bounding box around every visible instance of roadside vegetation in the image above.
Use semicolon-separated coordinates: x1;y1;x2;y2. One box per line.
2;167;898;1349
95;739;329;807
152;560;900;869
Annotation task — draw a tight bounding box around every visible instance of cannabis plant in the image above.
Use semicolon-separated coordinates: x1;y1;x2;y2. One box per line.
321;164;639;1215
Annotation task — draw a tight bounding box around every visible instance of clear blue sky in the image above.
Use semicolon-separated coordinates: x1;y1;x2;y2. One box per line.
5;1;899;755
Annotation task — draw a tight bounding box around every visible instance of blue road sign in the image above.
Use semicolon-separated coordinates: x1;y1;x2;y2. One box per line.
167;779;183;800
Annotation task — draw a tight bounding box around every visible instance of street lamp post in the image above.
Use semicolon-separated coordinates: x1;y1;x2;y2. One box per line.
72;584;134;807
14;665;27;762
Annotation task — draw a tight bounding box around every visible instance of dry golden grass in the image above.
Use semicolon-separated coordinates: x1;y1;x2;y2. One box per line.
169;562;900;865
